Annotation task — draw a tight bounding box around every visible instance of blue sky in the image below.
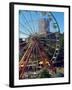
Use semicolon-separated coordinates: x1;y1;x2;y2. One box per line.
19;10;64;39
52;12;64;33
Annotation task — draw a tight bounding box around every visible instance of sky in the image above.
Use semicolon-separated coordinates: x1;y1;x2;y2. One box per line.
53;12;64;33
19;10;64;39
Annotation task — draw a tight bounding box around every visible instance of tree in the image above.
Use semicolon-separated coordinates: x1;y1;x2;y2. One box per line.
40;69;51;78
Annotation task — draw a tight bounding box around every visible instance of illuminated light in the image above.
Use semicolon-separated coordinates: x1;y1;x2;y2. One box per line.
34;72;37;74
39;61;43;64
20;64;24;67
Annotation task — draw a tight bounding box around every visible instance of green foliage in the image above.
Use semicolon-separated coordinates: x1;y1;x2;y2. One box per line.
60;33;64;46
40;69;51;78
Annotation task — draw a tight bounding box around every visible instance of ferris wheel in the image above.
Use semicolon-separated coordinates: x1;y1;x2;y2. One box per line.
19;10;60;79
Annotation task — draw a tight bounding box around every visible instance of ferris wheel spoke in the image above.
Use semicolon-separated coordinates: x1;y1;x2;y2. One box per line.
45;43;56;49
37;42;47;59
19;44;29;59
20;23;32;35
20;30;30;36
29;12;36;33
35;44;38;61
21;12;34;34
20;15;33;35
32;46;35;61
